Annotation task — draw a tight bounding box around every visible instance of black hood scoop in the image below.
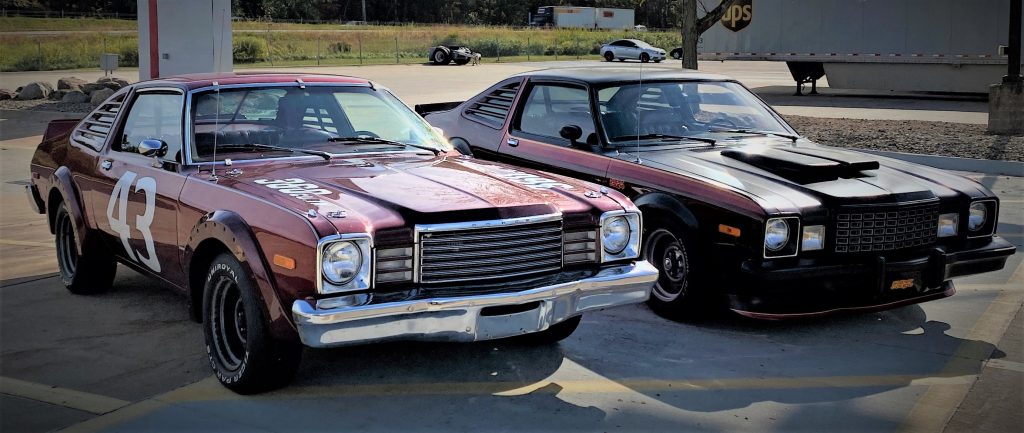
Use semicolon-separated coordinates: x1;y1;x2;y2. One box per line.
721;146;880;184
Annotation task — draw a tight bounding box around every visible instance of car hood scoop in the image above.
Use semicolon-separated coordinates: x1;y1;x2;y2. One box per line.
720;145;880;184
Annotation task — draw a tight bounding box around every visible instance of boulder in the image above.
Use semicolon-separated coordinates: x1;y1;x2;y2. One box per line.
62;90;91;104
0;89;15;100
57;76;87;91
15;82;53;100
97;77;129;90
90;87;115;105
81;82;107;94
49;89;68;101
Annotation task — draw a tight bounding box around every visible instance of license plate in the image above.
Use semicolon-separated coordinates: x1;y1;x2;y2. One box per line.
890;278;916;290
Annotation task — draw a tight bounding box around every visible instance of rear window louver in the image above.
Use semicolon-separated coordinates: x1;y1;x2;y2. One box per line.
72;94;124;149
463;82;519;127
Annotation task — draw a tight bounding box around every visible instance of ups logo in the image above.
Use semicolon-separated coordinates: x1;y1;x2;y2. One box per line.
721;0;752;32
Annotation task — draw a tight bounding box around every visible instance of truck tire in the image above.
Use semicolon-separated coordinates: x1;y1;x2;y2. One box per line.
54;202;116;294
514;315;582;345
203;253;301;394
604;51;614;62
642;218;712;321
431;47;452;65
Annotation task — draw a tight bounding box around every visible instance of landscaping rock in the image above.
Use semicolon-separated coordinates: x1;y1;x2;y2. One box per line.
57;76;87;91
62;90;91;104
90;87;115;105
15;82;53;100
49;89;68;101
97;77;129;90
0;89;15;100
81;82;107;94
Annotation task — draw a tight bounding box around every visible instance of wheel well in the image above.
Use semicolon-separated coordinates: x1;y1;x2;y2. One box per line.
188;238;232;323
47;188;63;234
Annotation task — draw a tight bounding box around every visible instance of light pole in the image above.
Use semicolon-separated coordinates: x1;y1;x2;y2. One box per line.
1005;0;1021;83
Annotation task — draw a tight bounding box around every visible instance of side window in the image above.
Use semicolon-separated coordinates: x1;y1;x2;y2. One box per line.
119;92;184;163
516;84;596;146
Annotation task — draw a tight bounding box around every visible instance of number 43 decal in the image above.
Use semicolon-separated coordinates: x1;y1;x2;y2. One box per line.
106;171;161;273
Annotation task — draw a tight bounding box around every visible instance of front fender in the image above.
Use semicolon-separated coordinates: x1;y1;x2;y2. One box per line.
184;210;296;341
633;192;700;232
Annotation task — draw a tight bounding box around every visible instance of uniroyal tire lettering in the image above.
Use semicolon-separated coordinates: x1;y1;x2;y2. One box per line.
106;170;161;272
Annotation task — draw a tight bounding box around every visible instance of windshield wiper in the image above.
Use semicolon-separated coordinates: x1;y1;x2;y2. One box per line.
215;143;332;160
611;133;717;146
707;128;800;142
328;136;441;156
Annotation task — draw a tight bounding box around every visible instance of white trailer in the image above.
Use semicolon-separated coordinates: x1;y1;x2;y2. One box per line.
531;6;635;29
696;0;1023;93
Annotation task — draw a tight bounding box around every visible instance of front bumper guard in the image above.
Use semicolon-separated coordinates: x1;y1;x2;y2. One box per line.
292;261;658;348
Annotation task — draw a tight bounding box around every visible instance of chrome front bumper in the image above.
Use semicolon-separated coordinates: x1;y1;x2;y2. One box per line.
292;261;658;348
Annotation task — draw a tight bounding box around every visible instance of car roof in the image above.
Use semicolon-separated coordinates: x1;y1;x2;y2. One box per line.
141;72;372;90
513;66;734;85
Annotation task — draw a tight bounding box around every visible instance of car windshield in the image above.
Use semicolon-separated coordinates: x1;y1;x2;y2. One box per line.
597;81;792;145
190;85;450;162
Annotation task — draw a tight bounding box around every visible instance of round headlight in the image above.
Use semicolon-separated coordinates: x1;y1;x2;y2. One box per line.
968;202;987;231
765;219;790;251
602;216;631;254
322;241;362;285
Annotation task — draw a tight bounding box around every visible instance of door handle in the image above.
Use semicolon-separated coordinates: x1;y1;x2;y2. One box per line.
101;159;113;170
507;138;519;147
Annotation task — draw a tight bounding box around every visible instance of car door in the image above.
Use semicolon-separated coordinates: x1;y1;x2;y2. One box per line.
497;81;610;185
90;87;189;284
620;41;638;59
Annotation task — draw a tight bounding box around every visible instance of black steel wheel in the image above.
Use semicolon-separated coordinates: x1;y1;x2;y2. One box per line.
203;253;301;394
643;219;711;320
54;202;115;294
604;51;614;62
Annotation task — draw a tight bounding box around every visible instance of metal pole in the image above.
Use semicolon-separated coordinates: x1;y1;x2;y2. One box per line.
358;33;363;65
1006;0;1022;83
37;39;42;71
317;37;321;66
362;0;367;23
395;36;399;64
496;38;500;63
527;36;530;61
575;34;579;59
267;29;273;66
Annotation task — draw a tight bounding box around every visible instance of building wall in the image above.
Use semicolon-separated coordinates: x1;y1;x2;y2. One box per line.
137;0;233;80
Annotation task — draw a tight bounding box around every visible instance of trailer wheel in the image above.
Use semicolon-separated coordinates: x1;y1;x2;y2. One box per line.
431;47;452;65
603;51;614;62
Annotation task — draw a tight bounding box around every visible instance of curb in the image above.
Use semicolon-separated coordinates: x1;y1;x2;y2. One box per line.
856;149;1024;177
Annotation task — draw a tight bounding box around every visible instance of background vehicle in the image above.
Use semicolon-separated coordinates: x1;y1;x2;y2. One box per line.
695;0;1023;93
26;72;656;393
601;39;666;63
429;45;477;65
530;6;635;29
420;67;1016;319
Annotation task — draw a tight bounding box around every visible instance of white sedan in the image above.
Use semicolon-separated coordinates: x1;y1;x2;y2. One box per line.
600;39;666;63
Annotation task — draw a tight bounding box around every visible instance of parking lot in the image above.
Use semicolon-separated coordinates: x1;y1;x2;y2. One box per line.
1;60;1022;432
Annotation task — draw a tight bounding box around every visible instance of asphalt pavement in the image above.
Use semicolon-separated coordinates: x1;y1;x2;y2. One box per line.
0;60;1021;433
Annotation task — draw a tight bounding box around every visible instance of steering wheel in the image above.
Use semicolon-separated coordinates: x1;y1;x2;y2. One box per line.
706;118;738;129
353;130;380;138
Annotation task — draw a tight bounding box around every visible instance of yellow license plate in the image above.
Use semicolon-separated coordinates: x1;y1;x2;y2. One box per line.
890;278;916;290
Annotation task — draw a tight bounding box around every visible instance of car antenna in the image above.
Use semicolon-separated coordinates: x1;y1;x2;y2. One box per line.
210;81;220;181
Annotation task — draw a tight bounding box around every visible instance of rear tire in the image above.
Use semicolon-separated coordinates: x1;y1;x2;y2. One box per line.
54;202;115;294
431;47;452;65
515;316;582;345
643;219;711;321
604;51;614;62
203;253;301;394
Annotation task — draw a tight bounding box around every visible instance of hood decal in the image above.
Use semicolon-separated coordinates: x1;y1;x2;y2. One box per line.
254;178;332;206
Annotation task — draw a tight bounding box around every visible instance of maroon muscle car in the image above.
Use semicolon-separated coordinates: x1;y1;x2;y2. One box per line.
26;72;658;393
420;67;1015;320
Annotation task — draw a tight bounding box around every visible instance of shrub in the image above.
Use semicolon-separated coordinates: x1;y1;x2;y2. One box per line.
233;36;268;63
328;41;351;53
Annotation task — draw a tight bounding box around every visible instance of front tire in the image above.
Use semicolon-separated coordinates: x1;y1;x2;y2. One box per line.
643;220;709;320
640;53;650;63
515;315;582;345
203;253;301;394
54;202;115;294
604;51;614;62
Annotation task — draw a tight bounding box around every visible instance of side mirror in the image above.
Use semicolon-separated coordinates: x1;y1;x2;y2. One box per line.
559;125;587;149
138;139;168;158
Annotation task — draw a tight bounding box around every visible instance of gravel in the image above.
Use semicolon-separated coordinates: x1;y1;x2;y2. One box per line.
0;98;94;113
786;115;1024;162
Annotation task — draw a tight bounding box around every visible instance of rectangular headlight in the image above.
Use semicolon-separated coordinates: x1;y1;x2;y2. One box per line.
317;234;373;295
599;211;641;263
937;213;959;238
801;225;826;251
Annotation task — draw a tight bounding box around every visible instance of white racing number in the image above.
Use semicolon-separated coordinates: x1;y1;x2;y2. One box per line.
106;170;161;272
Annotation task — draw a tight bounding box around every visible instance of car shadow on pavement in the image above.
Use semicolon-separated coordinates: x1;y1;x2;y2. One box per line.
751;86;989;112
566;304;1004;415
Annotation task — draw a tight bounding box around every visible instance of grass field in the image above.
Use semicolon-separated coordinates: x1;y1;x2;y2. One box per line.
0;17;683;72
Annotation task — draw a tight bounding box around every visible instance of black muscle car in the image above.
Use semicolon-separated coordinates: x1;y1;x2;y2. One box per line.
420;67;1016;319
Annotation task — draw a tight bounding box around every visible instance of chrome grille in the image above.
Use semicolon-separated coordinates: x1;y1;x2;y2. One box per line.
417;216;563;284
834;203;939;253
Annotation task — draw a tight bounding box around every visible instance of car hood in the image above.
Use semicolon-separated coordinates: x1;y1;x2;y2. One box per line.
214;153;622;236
622;138;991;214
